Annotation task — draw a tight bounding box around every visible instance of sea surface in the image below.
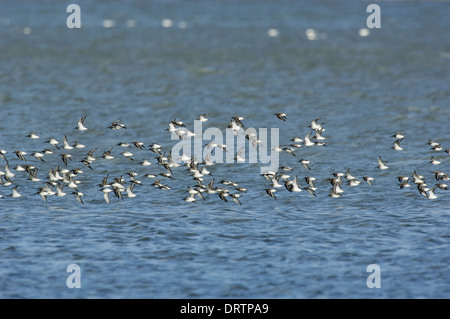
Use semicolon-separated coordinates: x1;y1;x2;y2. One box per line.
0;0;449;299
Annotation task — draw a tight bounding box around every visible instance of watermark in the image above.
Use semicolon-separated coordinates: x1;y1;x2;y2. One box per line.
66;4;81;29
366;264;381;288
366;4;381;29
66;264;81;288
170;120;280;174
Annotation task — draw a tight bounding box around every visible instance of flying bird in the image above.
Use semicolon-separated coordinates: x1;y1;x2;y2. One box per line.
377;156;389;170
299;159;311;170
265;188;277;199
75;116;88;131
274;113;287;121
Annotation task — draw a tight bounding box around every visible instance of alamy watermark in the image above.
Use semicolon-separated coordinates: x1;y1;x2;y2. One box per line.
366;264;381;288
66;4;382;31
66;264;81;288
366;4;381;29
169;120;280;174
66;4;81;29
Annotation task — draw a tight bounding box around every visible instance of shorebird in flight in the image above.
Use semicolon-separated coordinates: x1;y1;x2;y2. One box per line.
274;113;287;121
75;116;88;131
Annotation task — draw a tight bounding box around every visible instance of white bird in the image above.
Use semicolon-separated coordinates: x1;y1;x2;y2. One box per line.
271;176;283;188
274;113;287;121
10;186;22;198
206;179;217;194
38;186;51;202
149;143;162;154
427;187;438;200
272;145;284;152
286;176;302;192
126;184;136;198
1;175;13;187
377;156;389;170
363;176;374;186
75;116;88;131
203;152;215;166
73;190;84;204
197;113;209;122
85;149;97;163
333;183;345;194
283;147;296;156
4;163;16;179
309;118;324;131
139;159;152;166
199;166;211;176
392;139;404;151
73;141;86;149
0;150;7;161
177;128;195;139
102;148;114;160
428;140;440;147
348;179;361;187
14;151;27;161
101;188;112;204
67;177;79;189
265;188;277;199
235;146;245;162
305;177;317;190
55;184;67;197
42;148;54;155
121;151;134;161
400;180;411;189
28;169;41;182
329;185;342;198
61;153;72;166
62;135;73;150
303;132;316;147
392;132;404;139
230;193;241;205
412;171;425;184
231;116;245;127
117;142;130;148
345;169;356;181
299;159;311;170
27;132;40;139
314;129;326;141
430;156;441;165
46;138;60;149
109;120;127;130
132;141;145;149
431;144;443;152
171;119;185;127
304;186;317;197
31;152;45;162
291;137;303;143
228;120;243;135
184;194;196;203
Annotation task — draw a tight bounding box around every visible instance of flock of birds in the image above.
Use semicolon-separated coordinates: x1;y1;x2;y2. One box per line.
265;115;449;201
0;113;449;206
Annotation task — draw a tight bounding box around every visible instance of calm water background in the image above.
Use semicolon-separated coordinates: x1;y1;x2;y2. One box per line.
0;0;449;298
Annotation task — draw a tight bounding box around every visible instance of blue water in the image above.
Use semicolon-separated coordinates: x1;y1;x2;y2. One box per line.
0;0;449;298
